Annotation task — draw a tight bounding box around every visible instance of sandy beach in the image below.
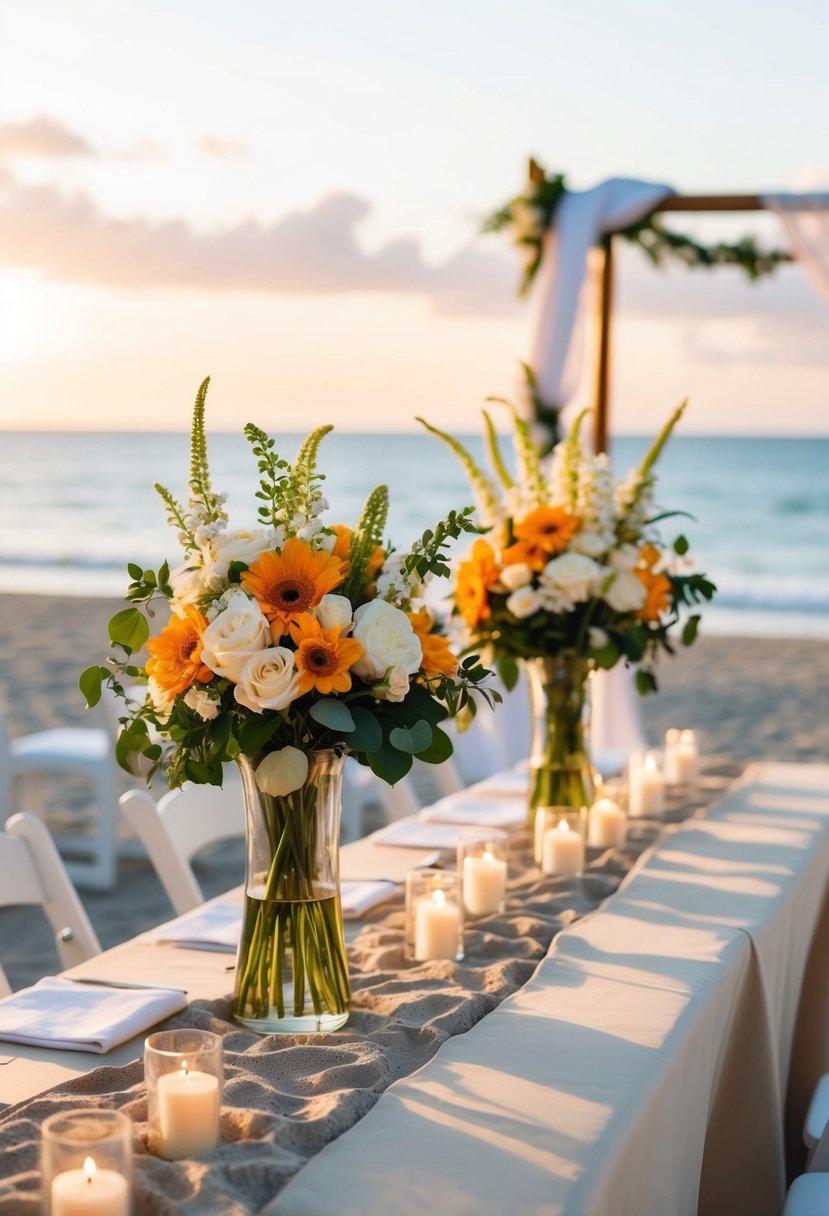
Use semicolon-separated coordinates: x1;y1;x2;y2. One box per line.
0;592;827;992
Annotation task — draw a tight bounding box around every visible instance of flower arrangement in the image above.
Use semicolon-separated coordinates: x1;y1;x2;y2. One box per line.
420;399;715;691
81;378;495;791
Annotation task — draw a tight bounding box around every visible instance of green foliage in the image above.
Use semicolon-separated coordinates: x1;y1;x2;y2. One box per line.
187;377;225;526
289;424;333;519
309;699;356;733
404;507;477;583
108;608;149;653
124;560;172;605
244;422;291;529
485;397;546;505
154;482;196;553
78;665;109;709
482;410;514;491
341;484;389;603
415;417;500;521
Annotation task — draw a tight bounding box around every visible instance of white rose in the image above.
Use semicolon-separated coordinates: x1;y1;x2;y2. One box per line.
372;665;410;703
506;585;543;619
315;593;353;633
202;528;276;588
169;563;206;616
589;627;610;651
602;569;646;614
255;747;308;797
234;647;300;713
571;531;609;559
541;553;601;610
351;600;422;680
183;686;220;720
500;562;533;591
201;591;271;683
608;545;639;572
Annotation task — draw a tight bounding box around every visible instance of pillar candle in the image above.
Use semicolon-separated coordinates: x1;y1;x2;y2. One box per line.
629;753;664;818
664;729;698;786
463;851;507;916
414;889;461;960
51;1157;129;1216
588;797;626;848
156;1063;220;1160
541;820;585;877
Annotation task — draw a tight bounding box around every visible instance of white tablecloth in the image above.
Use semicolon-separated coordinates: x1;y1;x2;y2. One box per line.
269;762;829;1216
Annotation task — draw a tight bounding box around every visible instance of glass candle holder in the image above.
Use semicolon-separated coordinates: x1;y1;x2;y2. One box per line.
42;1109;132;1216
587;796;627;848
457;830;508;918
533;805;587;865
664;728;698;787
144;1029;223;1160
405;868;464;961
594;775;629;813
535;807;587;877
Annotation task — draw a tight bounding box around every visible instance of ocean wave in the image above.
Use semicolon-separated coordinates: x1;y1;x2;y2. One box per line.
707;589;829;615
0;553;158;573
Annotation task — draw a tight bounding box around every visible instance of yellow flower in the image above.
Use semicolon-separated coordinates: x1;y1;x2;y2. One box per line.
503;506;579;570
288;613;364;695
409;608;458;678
146;607;213;699
241;538;346;638
456;539;499;628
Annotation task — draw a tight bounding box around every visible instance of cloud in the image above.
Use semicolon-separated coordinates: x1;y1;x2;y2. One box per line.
116;139;167;162
0;170;519;316
197;135;248;159
0;115;93;159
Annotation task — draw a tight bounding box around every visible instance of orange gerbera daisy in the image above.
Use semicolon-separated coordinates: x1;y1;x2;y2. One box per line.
145;606;212;699
241;538;346;637
634;546;672;621
331;524;384;588
409;608;458;678
456;539;499;628
513;506;579;558
288;613;364;695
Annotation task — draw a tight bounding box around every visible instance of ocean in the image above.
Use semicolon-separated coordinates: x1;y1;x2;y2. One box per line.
0;431;827;640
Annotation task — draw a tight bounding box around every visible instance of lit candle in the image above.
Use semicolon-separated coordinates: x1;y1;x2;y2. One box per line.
414;888;461;961
542;819;585;877
463;850;507;917
588;797;626;848
156;1060;220;1160
664;728;697;786
629;753;664;818
51;1156;129;1216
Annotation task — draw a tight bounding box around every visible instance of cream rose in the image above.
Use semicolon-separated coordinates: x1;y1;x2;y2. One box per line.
315;593;354;633
234;647;300;713
540;553;600;612
350;600;422;680
602;569;647;614
371;665;410;703
202;528;277;588
255;747;308;797
506;585;543;619
608;545;639;572
571;531;609;559
589;626;610;650
500;562;533;591
201;592;270;683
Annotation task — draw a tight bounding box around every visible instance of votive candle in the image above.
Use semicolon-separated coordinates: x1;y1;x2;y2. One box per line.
664;728;698;786
51;1156;129;1216
415;888;462;961
156;1062;220;1160
542;819;585;877
588;797;626;848
463;850;508;917
629;752;664;818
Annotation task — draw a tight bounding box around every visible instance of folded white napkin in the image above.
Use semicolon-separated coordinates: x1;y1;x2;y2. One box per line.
371;819;496;851
419;795;526;830
140;897;242;953
474;771;529;797
0;977;187;1054
341;880;396;918
340;837;441;883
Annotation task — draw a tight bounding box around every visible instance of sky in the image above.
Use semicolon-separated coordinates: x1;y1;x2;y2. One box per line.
1;0;828;435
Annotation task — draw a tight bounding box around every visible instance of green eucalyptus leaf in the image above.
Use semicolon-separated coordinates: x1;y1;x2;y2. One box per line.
347;704;383;753
412;725;453;765
389;719;432;754
309;699;356;733
682;614;701;646
673;534;689;556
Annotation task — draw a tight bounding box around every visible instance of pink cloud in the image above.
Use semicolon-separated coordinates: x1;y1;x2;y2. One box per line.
0;115;93;159
197;135;248;159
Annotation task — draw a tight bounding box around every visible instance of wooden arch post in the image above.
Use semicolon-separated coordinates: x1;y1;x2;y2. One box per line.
591;194;783;455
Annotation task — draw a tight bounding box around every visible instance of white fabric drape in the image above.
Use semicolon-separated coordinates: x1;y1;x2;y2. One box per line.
763;191;829;305
525;178;673;766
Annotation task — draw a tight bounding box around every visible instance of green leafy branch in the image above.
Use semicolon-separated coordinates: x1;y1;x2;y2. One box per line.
403;507;477;582
288;424;333;520
416;417;500;521
244;423;291;529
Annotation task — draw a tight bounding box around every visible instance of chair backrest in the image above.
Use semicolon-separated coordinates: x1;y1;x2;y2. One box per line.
0;813;101;996
0;716;12;828
120;773;245;916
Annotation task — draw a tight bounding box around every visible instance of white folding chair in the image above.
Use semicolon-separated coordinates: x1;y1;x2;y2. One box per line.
120;773;247;916
781;1172;829;1215
0;812;101;997
1;709;120;891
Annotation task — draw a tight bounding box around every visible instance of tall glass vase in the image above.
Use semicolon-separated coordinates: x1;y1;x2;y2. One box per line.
526;656;596;829
232;748;350;1034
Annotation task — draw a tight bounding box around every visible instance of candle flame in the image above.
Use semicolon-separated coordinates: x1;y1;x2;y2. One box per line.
179;1060;189;1079
644;754;658;774
83;1157;96;1183
558;820;570;833
432;888;446;907
680;729;695;745
483;850;494;862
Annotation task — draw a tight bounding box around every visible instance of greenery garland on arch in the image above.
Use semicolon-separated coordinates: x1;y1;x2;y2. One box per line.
484;158;790;296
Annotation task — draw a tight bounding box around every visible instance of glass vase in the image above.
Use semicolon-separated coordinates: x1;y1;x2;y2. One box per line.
526;656;596;829
232;748;350;1034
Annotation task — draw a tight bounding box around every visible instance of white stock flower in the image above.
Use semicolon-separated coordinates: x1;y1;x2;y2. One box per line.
255;747;309;797
234;647;301;712
147;676;174;720
201;591;270;682
602;569;646;614
169;563;206;615
608;545;639;571
571;531;609;559
202;528;277;588
315;593;354;633
351;600;422;679
539;553;601;613
372;665;410;703
183;686;220;720
500;562;533;591
506;585;543;619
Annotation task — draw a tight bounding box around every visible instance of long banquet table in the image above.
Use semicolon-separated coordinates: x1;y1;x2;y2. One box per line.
2;761;829;1215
